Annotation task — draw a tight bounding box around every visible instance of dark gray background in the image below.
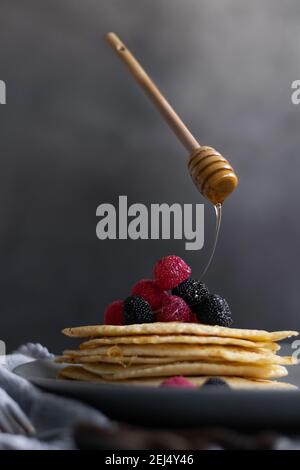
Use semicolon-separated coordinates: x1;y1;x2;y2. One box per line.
0;0;300;352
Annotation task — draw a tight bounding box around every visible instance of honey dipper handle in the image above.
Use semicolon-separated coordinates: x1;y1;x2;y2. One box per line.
106;32;200;153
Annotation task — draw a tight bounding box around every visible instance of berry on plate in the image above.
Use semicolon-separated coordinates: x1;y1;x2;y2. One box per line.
157;295;193;322
131;279;168;311
202;377;230;388
123;295;155;324
104;300;124;325
160;376;196;388
154;255;192;290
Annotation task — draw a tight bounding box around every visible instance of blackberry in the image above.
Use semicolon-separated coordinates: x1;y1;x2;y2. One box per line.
194;294;232;327
172;278;209;309
123;295;155;324
202;378;229;388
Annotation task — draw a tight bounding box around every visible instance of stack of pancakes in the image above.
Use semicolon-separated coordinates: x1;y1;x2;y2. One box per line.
57;322;298;389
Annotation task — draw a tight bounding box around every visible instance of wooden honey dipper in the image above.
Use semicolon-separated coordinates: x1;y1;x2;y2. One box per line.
106;32;238;205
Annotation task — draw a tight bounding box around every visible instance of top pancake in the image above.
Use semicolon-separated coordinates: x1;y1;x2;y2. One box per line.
62;322;298;342
79;335;279;351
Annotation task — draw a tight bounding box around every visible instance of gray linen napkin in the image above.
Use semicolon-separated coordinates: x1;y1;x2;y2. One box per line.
0;343;110;449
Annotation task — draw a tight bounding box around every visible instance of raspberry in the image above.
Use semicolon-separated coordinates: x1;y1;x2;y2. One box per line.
131;279;168;311
157;295;193;322
190;313;198;323
154;255;192;290
172;278;209;308
202;378;229;388
161;376;196;388
104;300;124;325
124;296;155;324
195;294;232;327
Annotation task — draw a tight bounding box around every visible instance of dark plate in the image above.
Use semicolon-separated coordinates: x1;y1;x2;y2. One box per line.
14;357;300;429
